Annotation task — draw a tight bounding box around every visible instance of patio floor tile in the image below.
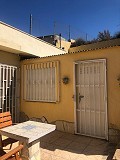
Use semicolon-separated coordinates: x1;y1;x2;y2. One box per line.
40;131;116;160
76;154;90;160
2;131;116;160
52;137;72;148
60;133;79;141
55;149;79;160
66;141;87;153
73;135;92;144
89;138;108;146
41;130;64;144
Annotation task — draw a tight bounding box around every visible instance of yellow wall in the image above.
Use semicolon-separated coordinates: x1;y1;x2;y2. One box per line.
56;40;71;52
0;50;20;66
21;46;120;130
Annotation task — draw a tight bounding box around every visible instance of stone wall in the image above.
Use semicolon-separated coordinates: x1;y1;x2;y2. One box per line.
52;120;74;134
19;112;120;144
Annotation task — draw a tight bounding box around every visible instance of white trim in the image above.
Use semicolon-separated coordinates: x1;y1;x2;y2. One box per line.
23;62;60;103
104;60;108;140
0;63;17;68
73;62;77;133
75;59;106;64
75;132;107;140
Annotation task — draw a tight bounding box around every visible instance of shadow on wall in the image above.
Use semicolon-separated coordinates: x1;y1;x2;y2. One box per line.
19;112;74;134
19;112;48;123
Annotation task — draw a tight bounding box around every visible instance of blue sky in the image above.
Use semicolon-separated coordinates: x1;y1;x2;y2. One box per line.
0;0;120;40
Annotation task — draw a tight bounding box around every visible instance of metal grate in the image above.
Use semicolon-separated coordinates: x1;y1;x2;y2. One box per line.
0;64;19;123
75;59;107;139
23;61;60;102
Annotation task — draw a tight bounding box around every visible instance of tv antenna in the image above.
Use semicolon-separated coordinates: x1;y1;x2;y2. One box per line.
29;14;32;35
68;25;71;41
53;21;56;35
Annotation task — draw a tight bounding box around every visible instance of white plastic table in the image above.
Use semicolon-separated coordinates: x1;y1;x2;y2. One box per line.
0;121;56;160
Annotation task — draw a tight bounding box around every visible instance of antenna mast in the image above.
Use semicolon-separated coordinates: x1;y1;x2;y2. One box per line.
68;25;71;41
86;33;88;42
53;21;56;36
30;14;32;35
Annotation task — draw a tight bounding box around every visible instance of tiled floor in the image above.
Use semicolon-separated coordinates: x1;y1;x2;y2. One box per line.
1;130;116;160
40;131;116;160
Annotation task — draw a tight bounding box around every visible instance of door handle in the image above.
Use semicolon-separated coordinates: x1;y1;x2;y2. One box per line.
79;93;84;103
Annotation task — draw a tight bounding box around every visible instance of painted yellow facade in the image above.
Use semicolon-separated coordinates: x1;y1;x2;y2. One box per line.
1;21;120;141
0;50;20;66
55;39;71;52
21;46;120;135
0;21;65;130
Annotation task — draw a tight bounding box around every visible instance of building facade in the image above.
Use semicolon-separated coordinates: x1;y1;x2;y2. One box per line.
1;21;120;143
21;38;120;142
38;34;72;52
0;21;65;123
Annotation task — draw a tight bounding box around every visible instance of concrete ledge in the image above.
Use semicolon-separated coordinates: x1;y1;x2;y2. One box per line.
113;143;120;160
0;21;65;57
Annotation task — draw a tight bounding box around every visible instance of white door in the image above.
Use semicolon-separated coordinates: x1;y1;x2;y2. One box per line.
74;59;108;139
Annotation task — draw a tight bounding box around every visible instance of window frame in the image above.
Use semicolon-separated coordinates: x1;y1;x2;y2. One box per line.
23;61;60;103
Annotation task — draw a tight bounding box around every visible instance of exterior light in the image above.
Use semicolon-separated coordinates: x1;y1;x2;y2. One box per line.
62;76;69;85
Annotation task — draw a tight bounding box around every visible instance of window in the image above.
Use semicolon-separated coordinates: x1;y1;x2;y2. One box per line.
23;61;60;102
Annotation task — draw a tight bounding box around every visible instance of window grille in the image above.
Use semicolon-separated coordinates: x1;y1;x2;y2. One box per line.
0;64;19;123
23;61;60;102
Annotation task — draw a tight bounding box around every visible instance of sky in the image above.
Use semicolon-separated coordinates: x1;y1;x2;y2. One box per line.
0;0;120;41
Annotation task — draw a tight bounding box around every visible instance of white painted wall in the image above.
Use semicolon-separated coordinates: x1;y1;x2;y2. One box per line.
0;21;65;57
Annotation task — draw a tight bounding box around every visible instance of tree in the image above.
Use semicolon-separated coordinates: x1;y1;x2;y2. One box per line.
70;38;86;47
97;30;111;41
113;31;120;38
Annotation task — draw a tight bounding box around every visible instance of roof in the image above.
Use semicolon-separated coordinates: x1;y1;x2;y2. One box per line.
38;34;67;41
0;21;65;57
22;38;120;62
69;38;120;53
